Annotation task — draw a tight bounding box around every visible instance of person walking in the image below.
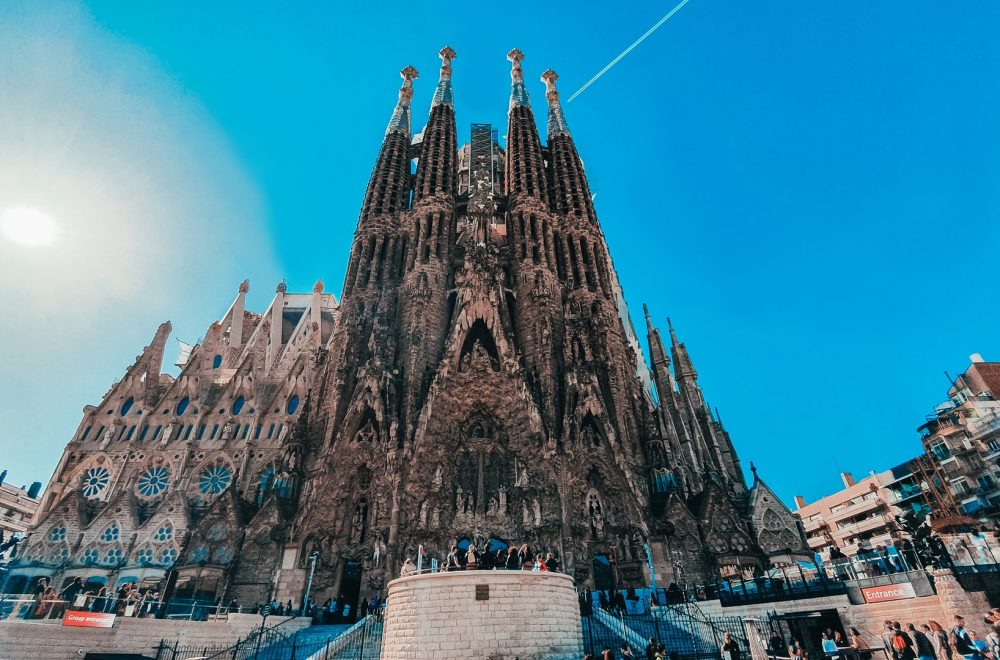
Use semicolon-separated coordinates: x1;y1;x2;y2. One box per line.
890;628;916;660
928;622;952;660
721;632;742;660
953;616;979;660
851;627;873;660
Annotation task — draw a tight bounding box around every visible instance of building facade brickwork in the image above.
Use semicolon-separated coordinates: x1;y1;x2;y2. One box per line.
5;48;808;614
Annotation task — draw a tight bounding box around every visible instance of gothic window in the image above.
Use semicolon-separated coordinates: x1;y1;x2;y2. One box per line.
207;524;228;542
653;469;676;493
212;355;222;369
49;545;69;564
287;395;300;415
199;464;233;495
231;396;245;415
82;547;99;565
101;545;124;565
176;397;190;415
153;523;174;542
191;547;209;563
649;444;666;468
49;526;66;542
458;320;500;372
120;398;134;416
136;547;153;564
99;523;120;543
136;466;171;497
213;546;234;564
157;546;178;565
256;465;276;504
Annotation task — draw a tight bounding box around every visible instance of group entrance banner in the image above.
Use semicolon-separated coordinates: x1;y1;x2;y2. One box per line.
861;582;916;603
63;611;117;628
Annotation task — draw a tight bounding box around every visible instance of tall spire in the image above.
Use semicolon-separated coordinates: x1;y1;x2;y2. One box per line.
508;48;529;110
431;46;456;108
667;317;697;381
386;66;419;135
540;69;571;138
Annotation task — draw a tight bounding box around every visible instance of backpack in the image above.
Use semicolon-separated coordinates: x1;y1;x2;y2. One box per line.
892;635;908;651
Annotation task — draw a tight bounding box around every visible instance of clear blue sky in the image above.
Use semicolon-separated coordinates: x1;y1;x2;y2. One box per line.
1;1;998;507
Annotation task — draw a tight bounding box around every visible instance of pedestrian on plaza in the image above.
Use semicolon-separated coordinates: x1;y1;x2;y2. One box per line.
505;546;520;570
599;590;610;610
952;615;978;660
850;627;873;660
928;622;952;660
967;631;989;659
545;552;560;573
908;623;937;660
721;632;741;660
891;627;916;660
60;577;86;614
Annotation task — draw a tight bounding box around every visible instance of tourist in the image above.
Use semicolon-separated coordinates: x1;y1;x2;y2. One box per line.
545;552;560;573
446;545;461;571
890;628;917;660
601;647;616;660
91;587;109;613
60;577;85;615
789;639;806;660
400;557;417;577
518;543;532;569
721;632;741;660
822;632;838;656
599;590;610;610
466;544;479;569
967;631;989;659
645;638;659;660
850;627;872;660
926;624;951;660
33;583;57;619
532;554;544;571
908;623;936;660
953;616;978;660
621;644;635;658
505;546;520;570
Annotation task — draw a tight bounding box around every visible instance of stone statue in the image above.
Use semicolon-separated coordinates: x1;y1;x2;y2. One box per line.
532;498;541;527
455;485;464;512
432;467;443;490
221;422;234;440
487;496;498;516
350;503;366;544
588;493;605;539
498;485;507;514
466;492;475;514
522;501;531;526
515;463;529;488
419;501;428;527
430;507;440;528
159;422;174;446
372;532;386;567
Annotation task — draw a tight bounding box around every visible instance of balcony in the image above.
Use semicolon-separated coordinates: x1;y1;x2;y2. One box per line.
802;517;828;533
831;516;891;540
827;497;885;523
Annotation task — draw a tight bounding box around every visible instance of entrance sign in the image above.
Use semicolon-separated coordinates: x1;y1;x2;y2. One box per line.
861;582;916;603
63;611;116;628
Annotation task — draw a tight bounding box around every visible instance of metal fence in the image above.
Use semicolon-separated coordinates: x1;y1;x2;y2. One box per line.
154;615;382;660
580;601;754;659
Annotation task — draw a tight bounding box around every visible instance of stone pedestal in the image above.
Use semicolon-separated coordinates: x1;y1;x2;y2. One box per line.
381;570;583;660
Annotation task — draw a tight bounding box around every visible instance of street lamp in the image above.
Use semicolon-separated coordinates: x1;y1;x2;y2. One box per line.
302;551;319;617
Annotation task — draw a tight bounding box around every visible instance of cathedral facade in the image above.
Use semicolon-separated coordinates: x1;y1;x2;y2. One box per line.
6;48;808;613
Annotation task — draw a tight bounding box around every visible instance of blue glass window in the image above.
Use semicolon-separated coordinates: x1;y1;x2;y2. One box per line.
158;547;178;565
120;398;134;415
153;524;173;542
49;526;66;542
137;547;153;564
212;355;222;369
103;546;123;565
232;397;245;415
83;548;99;565
287;395;300;415
81;467;110;499
191;547;209;563
199;465;233;495
137;466;170;497
100;524;120;543
176;397;190;415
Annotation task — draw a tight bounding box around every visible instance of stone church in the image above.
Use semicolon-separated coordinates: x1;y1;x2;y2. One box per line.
6;48;808;614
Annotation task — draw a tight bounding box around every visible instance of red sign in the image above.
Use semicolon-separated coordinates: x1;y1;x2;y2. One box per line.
861;583;916;604
63;611;117;628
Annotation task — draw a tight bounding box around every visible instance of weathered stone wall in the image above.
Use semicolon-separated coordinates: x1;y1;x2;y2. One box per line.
0;613;310;660
381;571;582;660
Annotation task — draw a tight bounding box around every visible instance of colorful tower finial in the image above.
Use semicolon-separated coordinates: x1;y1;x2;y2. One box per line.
431;47;456;108
508;48;529;110
540;69;571;137
386;65;418;135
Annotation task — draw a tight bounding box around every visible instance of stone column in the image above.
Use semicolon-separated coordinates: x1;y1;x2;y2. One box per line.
933;567;990;623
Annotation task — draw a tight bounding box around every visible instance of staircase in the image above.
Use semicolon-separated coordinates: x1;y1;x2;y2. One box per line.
305;616;383;660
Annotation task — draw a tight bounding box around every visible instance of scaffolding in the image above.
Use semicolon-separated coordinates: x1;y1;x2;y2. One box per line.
469;123;496;192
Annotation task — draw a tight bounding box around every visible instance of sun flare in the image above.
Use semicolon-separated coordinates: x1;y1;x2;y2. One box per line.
0;206;58;246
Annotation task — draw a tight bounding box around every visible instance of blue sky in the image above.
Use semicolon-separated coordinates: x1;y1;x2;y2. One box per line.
0;1;998;507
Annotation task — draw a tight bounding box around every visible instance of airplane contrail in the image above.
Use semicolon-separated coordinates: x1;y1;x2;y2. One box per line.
567;0;692;103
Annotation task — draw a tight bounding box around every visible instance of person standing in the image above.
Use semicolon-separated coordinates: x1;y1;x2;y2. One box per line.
928;622;952;660
953;616;978;660
545;552;560;573
505;547;520;570
60;577;85;615
466;544;479;569
721;632;742;660
446;545;461;571
908;623;937;660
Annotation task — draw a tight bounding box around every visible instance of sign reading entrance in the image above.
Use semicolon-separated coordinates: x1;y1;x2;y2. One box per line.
861;583;916;604
475;584;490;601
63;611;117;628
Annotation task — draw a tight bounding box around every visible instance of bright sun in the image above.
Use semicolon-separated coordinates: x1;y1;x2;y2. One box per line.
1;206;58;246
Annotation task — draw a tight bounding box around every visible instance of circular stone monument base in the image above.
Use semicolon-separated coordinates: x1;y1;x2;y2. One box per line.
381;569;583;660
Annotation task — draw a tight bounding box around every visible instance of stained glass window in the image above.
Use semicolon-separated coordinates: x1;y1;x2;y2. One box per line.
207;524;228;542
120;397;134;415
232;396;245;415
213;547;234;563
176;397;190;415
137;466;170;497
49;526;66;542
100;524;120;543
212;355;222;369
103;546;123;565
137;547;153;564
81;466;110;499
50;546;69;563
199;465;232;495
191;547;209;563
287;395;300;415
153;524;173;542
158;546;178;565
83;548;99;565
